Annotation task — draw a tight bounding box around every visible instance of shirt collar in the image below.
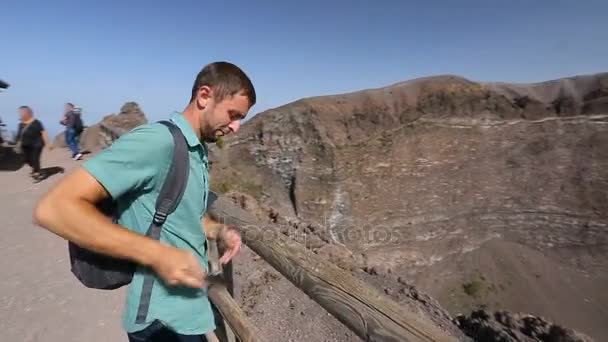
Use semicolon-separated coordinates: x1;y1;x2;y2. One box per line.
169;112;202;148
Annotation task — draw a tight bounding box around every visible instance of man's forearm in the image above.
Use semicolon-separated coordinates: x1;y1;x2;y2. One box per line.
202;214;225;240
34;195;163;267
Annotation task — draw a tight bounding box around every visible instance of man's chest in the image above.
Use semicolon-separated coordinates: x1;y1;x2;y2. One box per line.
120;150;209;235
181;152;209;219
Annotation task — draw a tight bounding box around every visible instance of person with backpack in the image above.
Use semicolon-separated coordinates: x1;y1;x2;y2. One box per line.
60;102;84;160
34;61;255;342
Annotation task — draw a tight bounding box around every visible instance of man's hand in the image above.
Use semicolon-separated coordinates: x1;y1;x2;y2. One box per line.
152;245;206;288
218;226;241;264
201;214;241;264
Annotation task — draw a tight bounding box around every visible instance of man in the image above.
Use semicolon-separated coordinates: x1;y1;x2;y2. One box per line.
61;102;83;160
35;61;255;341
16;106;52;182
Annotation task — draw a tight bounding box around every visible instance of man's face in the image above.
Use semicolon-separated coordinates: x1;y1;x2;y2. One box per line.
19;108;31;121
64;104;73;114
198;89;250;143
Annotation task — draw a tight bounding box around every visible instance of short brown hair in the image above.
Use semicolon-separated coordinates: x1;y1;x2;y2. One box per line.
190;61;256;106
19;105;33;114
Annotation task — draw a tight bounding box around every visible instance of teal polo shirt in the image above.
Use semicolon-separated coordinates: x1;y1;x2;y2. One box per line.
82;112;215;335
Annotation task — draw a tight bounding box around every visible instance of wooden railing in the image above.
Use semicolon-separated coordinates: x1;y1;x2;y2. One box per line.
206;241;261;342
206;193;457;342
103;128;458;342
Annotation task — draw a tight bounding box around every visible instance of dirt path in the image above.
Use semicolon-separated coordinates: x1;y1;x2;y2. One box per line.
0;149;127;342
0;148;359;342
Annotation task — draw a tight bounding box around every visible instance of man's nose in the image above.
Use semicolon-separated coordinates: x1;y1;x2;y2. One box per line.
228;120;240;133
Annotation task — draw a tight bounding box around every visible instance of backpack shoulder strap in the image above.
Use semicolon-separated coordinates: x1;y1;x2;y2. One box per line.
149;120;190;227
136;120;190;324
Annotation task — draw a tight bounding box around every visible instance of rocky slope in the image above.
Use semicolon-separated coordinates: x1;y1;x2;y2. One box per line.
455;310;593;342
209;73;608;341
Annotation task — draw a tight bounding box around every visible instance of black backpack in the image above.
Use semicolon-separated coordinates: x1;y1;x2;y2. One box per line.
68;120;190;291
73;113;84;134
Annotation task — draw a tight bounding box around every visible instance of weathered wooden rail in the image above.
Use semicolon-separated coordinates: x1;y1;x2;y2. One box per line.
208;277;261;342
104;128;458;342
206;192;456;342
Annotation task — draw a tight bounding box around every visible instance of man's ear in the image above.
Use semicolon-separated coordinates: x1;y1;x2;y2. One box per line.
196;85;213;110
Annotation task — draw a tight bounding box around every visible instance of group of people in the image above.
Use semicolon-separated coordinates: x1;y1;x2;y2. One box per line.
12;102;84;182
34;61;255;341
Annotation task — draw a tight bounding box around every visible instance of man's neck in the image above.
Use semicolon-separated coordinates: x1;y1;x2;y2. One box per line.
181;103;202;140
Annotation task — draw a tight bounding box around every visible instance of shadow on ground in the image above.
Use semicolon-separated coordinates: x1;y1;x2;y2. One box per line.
1;146;65;181
0;146;24;171
37;166;65;181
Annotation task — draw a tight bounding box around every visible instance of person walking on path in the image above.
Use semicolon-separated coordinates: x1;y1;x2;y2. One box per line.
60;102;83;160
16;106;51;182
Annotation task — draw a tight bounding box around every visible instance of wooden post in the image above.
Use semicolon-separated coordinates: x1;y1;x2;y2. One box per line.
212;241;237;342
207;192;457;342
208;281;264;342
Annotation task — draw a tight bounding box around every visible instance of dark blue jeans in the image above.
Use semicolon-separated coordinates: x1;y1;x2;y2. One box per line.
127;320;207;342
65;127;80;157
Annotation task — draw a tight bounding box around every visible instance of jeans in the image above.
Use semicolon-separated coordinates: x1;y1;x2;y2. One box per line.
127;320;208;342
65;128;80;157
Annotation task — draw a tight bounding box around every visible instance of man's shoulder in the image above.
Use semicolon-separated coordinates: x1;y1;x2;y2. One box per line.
87;122;174;163
122;121;174;145
82;121;175;198
32;119;44;130
130;121;168;133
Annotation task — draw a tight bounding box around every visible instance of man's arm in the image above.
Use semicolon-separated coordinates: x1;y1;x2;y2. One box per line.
34;170;207;287
202;214;224;240
34;168;165;267
60;112;70;126
41;130;51;149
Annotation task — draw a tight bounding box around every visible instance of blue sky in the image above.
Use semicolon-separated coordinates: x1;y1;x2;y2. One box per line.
1;0;607;136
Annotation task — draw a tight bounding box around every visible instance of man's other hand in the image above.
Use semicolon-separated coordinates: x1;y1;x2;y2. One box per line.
219;226;241;264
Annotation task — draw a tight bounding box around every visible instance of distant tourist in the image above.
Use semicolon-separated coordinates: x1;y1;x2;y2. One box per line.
0;116;9;145
15;106;51;182
60;102;84;160
35;62;255;341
